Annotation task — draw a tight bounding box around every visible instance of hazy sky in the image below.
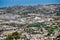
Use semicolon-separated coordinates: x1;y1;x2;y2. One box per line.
0;0;60;7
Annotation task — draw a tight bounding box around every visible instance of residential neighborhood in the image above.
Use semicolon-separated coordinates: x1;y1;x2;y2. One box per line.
0;4;60;40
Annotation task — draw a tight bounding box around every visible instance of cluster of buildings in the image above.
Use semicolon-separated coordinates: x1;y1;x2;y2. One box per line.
0;4;60;40
0;13;59;40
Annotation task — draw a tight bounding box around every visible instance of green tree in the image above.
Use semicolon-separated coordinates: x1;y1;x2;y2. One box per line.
5;35;13;40
5;32;21;40
12;32;21;40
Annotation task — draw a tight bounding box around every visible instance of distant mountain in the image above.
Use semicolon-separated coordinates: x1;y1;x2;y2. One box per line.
0;4;60;16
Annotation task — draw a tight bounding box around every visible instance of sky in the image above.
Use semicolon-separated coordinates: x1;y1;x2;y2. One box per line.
0;0;60;7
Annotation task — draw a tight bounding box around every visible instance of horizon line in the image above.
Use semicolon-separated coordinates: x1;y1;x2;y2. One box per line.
0;3;60;8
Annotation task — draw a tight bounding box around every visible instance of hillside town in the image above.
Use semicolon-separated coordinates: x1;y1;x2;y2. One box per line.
0;4;60;40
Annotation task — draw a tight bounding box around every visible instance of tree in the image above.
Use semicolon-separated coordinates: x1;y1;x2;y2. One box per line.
5;35;13;40
47;28;54;36
12;32;21;40
5;32;21;40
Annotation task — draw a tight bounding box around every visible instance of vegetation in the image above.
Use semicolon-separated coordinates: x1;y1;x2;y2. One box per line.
5;32;21;40
5;35;13;40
